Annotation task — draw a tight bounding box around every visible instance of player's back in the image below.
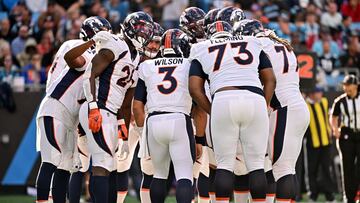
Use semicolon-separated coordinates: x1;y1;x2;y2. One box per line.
46;39;85;93
190;35;264;95
138;57;192;115
260;37;303;107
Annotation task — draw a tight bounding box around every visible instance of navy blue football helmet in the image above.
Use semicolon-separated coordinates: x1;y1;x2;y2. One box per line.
230;8;246;25
121;11;154;49
161;29;191;58
233;19;264;36
216;6;237;24
203;8;220;33
80;16;112;41
207;21;233;39
179;7;206;42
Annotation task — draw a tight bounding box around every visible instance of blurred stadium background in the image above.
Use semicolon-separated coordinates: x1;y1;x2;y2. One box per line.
0;0;359;202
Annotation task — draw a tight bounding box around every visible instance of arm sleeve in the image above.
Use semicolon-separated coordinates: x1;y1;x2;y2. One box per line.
189;59;208;80
331;99;341;116
134;78;147;104
258;50;273;70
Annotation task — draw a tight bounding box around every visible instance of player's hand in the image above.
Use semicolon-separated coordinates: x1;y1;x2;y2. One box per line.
196;144;202;160
118;141;130;161
118;119;128;140
88;102;102;133
92;31;112;44
333;128;341;139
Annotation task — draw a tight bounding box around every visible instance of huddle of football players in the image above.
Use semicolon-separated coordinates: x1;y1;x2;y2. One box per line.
35;5;309;203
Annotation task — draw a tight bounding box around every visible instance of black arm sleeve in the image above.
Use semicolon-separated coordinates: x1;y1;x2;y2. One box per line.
258;50;273;70
189;59;208;80
134;78;147;104
331;99;341;116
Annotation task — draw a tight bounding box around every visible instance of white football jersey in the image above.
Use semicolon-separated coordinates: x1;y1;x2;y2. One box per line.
189;35;266;95
138;57;192;115
46;45;95;118
46;39;86;93
259;37;303;107
95;34;140;114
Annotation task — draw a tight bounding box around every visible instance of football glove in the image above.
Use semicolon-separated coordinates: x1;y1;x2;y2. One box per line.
88;102;102;133
117;140;129;161
92;30;112;44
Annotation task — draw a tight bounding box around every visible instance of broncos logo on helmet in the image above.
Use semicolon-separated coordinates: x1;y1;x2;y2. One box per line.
79;16;112;41
230;8;246;26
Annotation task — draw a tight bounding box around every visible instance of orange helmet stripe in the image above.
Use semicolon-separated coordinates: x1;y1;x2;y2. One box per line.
165;31;172;48
216;21;224;32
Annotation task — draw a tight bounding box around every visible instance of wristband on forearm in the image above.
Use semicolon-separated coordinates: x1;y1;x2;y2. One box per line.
89;101;98;109
195;135;206;146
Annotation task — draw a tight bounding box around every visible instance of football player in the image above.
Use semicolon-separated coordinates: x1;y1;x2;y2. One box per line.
78;12;154;203
234;19;310;203
115;22;164;203
133;28;204;203
189;20;276;203
35;16;111;203
180;7;213;203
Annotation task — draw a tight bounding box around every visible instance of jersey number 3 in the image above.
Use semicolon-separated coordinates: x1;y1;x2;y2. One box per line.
158;66;177;94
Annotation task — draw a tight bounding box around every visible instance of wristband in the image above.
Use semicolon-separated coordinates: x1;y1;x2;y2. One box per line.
89;101;98;110
195;135;206;146
118;119;125;125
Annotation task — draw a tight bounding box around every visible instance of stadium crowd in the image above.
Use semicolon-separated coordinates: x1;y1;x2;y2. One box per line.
0;0;359;202
0;0;359;91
